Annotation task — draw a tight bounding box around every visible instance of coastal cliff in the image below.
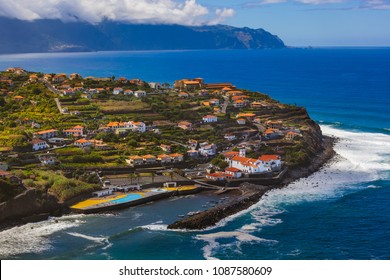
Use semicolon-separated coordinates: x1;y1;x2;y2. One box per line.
0;189;61;230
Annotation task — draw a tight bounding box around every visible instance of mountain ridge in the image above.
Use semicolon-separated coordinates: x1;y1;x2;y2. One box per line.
0;17;285;54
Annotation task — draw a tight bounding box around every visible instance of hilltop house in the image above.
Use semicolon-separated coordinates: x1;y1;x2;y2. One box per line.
199;142;216;157
134;90;147;98
263;128;281;140
33;129;58;139
63;125;84;137
126;156;144;165
178;121;192;130
285;131;300;141
39;155;57;165
160;144;171;153
124;89;134;95
104;121;146;133
74;139;92;148
209;99;220;106
170;153;184;162
157;154;171;164
206;172;226;181
113;87;124;95
224;149;281;174
202;115;218;123
31;139;48;151
237;118;246;125
225;167;242;179
142;155;157;164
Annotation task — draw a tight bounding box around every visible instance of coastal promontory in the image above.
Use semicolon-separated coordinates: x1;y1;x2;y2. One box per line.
0;69;333;230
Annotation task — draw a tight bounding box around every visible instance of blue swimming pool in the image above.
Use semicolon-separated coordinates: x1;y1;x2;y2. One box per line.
111;194;143;204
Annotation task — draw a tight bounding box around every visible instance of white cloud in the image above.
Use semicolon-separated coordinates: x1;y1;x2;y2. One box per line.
360;0;390;9
0;0;235;25
244;0;390;8
207;7;235;25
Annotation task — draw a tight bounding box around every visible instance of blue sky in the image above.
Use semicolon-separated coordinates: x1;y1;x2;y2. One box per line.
0;0;389;46
197;0;390;46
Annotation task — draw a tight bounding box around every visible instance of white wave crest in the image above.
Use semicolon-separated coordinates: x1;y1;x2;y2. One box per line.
195;231;276;260
67;232;107;243
225;125;390;243
0;217;80;257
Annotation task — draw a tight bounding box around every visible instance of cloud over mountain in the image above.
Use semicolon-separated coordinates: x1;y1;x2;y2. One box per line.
0;0;235;25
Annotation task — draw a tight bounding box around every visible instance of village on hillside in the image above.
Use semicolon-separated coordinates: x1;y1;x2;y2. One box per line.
0;68;310;204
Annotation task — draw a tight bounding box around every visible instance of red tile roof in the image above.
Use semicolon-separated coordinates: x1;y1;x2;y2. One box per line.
258;155;280;161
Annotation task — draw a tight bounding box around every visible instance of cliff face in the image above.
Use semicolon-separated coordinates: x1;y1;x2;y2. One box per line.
0;189;60;225
0;17;285;54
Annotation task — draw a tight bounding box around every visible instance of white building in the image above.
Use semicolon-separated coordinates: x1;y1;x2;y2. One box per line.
31;139;48;151
202;115;218;123
74;139;92;148
134;90;147;98
224;148;280;174
113;87;124;95
33;129;58;139
224;134;236;141
199;143;216;157
39;156;56;165
225;167;242;179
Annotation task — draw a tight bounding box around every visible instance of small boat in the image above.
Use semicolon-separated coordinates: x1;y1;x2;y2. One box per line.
178;214;185;218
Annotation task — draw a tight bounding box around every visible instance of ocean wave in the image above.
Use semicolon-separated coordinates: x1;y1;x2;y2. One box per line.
215;125;390;249
367;185;382;189
195;231;277;260
67;232;112;251
0;217;80;258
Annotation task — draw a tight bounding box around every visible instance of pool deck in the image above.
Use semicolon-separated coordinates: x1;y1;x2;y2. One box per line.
70;186;202;214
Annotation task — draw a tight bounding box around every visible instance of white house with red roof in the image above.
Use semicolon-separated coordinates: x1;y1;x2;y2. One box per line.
103;121;146;133
74;138;92;148
258;155;282;171
31;139;48;151
63;125;84;137
225;167;242;178
202;115;218;123
206;172;226;181
113;87;124;95
33;129;58;139
224;148;281;174
178;121;192;130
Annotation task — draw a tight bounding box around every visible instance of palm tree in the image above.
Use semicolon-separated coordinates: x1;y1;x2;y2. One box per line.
129;173;135;184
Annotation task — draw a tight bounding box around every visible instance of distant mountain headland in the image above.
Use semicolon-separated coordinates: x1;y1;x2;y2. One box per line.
0;17;285;54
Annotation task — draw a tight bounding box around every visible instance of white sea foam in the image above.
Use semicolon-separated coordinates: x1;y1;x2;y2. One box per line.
67;232;112;250
0;216;80;257
195;231;276;260
67;232;107;243
199;125;390;259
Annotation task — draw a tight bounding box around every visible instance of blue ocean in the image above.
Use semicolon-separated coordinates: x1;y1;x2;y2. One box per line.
0;48;389;260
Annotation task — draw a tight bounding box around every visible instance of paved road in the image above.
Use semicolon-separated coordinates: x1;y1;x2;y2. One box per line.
221;96;229;114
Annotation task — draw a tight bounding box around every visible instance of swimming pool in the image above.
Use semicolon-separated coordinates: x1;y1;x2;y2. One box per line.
111;194;143;204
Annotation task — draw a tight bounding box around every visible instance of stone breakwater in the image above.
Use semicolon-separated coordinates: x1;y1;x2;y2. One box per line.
168;136;336;230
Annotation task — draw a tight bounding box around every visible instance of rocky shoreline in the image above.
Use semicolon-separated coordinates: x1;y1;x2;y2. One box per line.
0;132;335;233
168;135;336;230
